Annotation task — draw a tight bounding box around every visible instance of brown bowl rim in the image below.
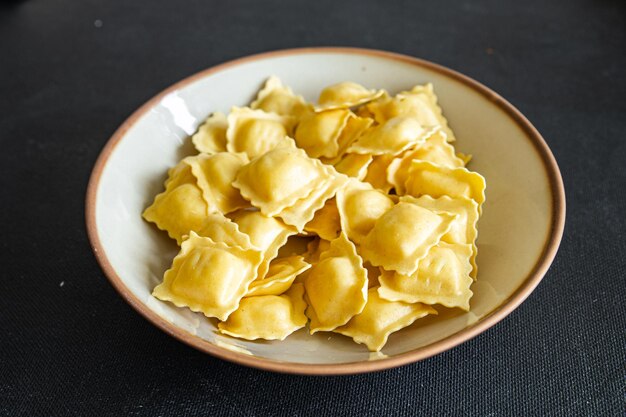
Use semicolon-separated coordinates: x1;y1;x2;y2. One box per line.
85;47;566;375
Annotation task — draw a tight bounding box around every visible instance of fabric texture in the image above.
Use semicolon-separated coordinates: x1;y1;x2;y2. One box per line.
0;0;624;415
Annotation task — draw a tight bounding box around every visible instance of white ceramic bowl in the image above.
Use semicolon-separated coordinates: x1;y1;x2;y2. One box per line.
86;48;565;374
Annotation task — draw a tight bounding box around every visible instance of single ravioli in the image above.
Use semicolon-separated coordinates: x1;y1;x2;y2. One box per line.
191;112;228;154
246;256;311;297
226;107;296;159
366;83;455;142
233;145;335;216
336;179;395;245
316;81;384;111
360;202;456;275
347;116;431;156
401;195;480;277
333;153;373;180
304;233;368;334
250;76;311;118
304;198;341;241
152;232;263;321
404;160;486;213
294;109;351;158
334;288;437;352
143;183;208;245
387;129;465;195
229;209;297;279
185;152;250;215
218;283;307;341
378;242;473;310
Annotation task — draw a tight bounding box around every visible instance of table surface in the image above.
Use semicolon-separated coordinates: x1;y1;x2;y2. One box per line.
1;0;625;415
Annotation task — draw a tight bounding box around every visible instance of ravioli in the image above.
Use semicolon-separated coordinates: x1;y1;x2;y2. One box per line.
233;145;334;216
146;78;486;348
246;256;311;297
402;195;479;276
336;179;395;245
250;76;311;118
347;116;430;156
152;232;263;321
276;168;349;231
229;209;297;279
143;183;208;245
362;154;396;193
333;153;373;180
316;81;384;110
196;213;253;249
378;242;473;310
226;107;296;159
360;202;456;275
191;112;228;154
404;160;486;212
304;198;341;241
294;109;351;158
325;114;374;164
185;152;250;215
366;83;455;141
304;233;368;333
387;129;465;194
218;283;308;340
334;288;437;351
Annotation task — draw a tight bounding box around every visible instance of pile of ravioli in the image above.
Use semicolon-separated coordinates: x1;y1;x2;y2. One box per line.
143;77;486;352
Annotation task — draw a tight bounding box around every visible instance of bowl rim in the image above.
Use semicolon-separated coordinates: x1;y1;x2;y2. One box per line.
85;47;566;375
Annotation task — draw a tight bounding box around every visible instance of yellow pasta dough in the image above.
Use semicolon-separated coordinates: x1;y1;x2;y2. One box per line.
196;213;253;249
316;81;384;110
333;153;373;180
378;242;473;310
152;232;263;321
402;195;480;277
304;233;368;333
334;288;437;351
228;209;297;279
233;145;334;216
275;168;349;231
347;116;431;156
336;179;395;245
146;77;486;351
387;129;465;194
191;112;228;154
294;109;352;158
321;114;373;164
360;202;457;275
304;198;341;241
246;256;311;297
366;83;455;142
404;160;486;213
250;76;311;118
143;183;208;245
226;107;296;159
185;152;250;215
362;154;396;193
218;283;308;340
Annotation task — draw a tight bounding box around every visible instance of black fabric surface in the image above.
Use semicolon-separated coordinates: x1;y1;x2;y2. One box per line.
1;0;625;415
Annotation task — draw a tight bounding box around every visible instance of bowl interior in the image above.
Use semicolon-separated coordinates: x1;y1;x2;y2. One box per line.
93;50;556;366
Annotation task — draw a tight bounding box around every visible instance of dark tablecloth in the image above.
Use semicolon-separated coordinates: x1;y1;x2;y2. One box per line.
1;0;624;415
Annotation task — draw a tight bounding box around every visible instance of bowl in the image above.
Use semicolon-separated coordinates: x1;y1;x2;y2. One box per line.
86;47;565;374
